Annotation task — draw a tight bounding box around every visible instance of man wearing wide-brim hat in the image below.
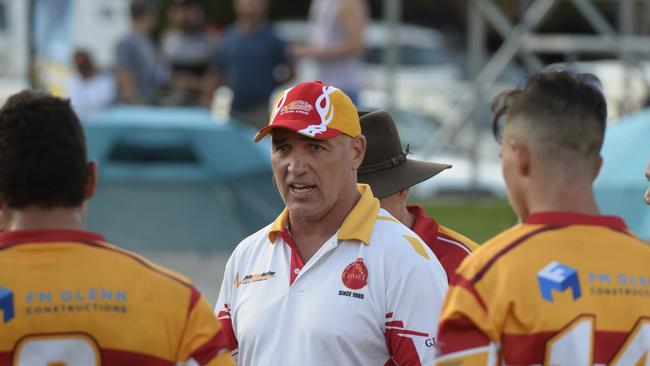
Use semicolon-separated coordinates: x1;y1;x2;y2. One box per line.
358;110;479;282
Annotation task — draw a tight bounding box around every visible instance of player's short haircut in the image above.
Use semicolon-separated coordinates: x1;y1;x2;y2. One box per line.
0;90;89;208
491;70;607;159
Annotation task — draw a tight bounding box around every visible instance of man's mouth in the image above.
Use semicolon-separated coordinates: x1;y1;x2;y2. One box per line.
289;184;315;194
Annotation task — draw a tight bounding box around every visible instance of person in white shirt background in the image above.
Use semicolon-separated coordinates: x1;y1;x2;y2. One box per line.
67;49;115;120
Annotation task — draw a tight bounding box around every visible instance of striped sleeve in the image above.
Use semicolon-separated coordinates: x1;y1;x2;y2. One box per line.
178;287;235;366
385;260;448;365
434;275;499;366
437;226;479;252
214;254;239;360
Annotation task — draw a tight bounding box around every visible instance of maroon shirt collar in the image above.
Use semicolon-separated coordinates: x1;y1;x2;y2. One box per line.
0;229;105;246
407;205;439;243
524;211;627;230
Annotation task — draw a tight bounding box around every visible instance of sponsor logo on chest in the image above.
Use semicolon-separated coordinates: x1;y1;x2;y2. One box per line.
234;271;276;288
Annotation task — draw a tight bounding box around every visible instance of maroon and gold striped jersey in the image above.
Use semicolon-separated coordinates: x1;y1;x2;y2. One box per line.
435;212;650;366
0;229;234;366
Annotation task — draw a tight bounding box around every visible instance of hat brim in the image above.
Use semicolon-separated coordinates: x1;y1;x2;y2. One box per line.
254;120;341;142
358;159;451;199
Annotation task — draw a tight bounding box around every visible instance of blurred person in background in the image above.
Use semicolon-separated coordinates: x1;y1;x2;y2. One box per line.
115;0;164;104
203;0;294;128
161;0;214;105
293;0;368;104
434;71;650;365
357;110;479;282
0;91;234;365
68;49;115;120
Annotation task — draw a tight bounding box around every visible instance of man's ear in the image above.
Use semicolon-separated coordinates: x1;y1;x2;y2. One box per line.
592;154;603;182
351;135;367;170
510;139;531;178
84;161;98;200
397;187;410;203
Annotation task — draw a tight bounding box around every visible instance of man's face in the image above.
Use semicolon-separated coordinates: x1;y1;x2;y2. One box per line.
645;160;650;205
500;125;528;220
271;129;359;222
234;0;266;18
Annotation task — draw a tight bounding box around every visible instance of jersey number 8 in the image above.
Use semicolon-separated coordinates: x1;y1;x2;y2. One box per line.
13;334;100;366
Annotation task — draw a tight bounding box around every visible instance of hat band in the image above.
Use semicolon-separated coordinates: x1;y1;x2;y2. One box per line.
359;149;408;174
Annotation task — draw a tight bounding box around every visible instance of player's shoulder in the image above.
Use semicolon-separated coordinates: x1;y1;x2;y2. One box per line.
93;241;194;289
437;224;480;252
455;223;541;279
371;209;439;265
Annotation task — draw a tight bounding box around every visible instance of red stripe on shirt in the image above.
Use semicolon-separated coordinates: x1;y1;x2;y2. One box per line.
102;348;175;366
0;352;10;366
385;326;423;366
470;226;563;284
437;316;491;355
1;348;174;366
188;285;201;313
501;330;630;364
190;330;232;365
450;274;488;311
524;212;627;229
280;230;304;286
218;317;238;351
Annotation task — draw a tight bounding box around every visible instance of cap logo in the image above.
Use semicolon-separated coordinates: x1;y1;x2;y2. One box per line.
298;85;338;138
270;88;291;122
280;100;313;115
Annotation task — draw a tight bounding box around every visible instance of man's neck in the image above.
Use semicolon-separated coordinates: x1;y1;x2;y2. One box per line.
3;206;86;232
526;179;600;219
236;17;265;33
288;188;361;263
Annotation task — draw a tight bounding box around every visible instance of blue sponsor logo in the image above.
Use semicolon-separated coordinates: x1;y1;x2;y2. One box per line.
0;287;14;324
537;262;581;302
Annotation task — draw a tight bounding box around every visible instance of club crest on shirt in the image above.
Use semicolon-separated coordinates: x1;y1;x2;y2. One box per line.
342;258;368;290
280;100;313;115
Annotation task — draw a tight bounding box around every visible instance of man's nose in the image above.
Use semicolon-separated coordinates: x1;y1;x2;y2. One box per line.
287;153;308;176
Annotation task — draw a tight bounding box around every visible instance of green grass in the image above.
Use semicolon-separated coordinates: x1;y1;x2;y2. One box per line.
412;197;518;244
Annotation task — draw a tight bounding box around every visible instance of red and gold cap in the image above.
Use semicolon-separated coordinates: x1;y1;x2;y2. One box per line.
254;81;361;142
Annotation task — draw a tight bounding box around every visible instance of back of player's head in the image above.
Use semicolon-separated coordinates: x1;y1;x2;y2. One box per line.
492;70;607;164
0;90;89;209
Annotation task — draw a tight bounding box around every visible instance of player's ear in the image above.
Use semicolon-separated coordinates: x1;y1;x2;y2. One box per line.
397;187;410;203
84;161;98;200
592;154;603;181
351;135;367;170
510;139;530;178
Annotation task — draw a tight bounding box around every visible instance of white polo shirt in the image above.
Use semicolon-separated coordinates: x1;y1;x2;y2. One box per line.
215;184;448;365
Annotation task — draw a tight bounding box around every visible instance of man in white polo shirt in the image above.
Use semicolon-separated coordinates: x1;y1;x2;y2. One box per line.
215;81;448;365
